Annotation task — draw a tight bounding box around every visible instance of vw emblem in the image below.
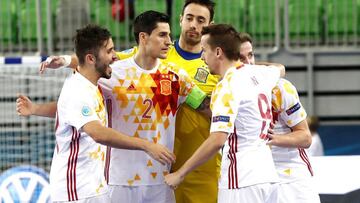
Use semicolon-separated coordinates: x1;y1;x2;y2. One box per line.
0;165;51;203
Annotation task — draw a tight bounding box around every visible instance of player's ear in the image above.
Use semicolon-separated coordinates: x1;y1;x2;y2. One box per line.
215;47;222;58
85;54;96;65
179;15;183;26
209;20;214;25
139;32;147;44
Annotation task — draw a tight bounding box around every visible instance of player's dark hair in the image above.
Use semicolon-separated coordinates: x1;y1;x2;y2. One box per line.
74;24;111;65
182;0;216;22
239;32;253;44
201;24;241;61
133;10;170;44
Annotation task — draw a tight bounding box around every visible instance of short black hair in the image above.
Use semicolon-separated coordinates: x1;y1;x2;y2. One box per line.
182;0;216;22
202;24;240;61
133;10;170;44
74;24;111;65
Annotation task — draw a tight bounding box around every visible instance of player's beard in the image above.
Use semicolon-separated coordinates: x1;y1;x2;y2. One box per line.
95;60;112;79
182;31;201;46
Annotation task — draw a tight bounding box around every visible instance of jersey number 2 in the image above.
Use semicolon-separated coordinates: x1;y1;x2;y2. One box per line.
142;99;153;118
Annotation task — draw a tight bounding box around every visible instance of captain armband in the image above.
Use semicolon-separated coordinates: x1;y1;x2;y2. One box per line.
185;86;207;109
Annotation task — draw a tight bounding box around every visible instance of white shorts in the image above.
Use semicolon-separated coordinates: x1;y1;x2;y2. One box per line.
108;184;175;203
53;193;110;203
278;179;320;203
218;183;278;203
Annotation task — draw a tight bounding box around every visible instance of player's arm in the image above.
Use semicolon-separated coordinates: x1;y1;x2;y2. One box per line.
196;96;212;118
267;79;311;148
267;120;312;148
256;61;285;77
83;120;176;165
16;94;57;118
39;48;136;73
165;131;227;188
39;54;78;73
166;75;238;188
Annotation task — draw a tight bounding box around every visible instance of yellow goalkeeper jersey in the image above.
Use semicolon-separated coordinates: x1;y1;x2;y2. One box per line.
116;41;220;203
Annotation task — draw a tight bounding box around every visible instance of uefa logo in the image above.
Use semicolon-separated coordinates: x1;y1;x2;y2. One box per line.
0;165;51;203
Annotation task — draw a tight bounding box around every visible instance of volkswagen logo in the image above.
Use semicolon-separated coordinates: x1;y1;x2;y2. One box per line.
0;165;50;203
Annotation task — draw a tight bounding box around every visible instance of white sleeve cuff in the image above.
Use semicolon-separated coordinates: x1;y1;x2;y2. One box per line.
61;55;71;67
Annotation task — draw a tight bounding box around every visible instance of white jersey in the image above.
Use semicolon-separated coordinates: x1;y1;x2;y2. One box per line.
210;64;280;189
100;57;195;186
271;78;313;183
50;72;108;201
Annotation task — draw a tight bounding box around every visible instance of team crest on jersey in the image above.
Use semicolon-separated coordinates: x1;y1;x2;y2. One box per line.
81;105;93;116
160;80;172;95
194;68;209;83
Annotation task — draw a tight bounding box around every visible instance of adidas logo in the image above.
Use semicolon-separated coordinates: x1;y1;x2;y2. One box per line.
127;83;136;91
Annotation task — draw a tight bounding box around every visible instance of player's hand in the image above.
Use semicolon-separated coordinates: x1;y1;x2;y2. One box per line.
145;143;176;165
268;121;275;135
164;171;184;189
39;56;66;74
16;94;35;116
266;129;281;146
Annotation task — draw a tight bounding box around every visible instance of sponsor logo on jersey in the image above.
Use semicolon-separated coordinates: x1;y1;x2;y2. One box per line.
212;115;230;123
194;68;209;83
0;166;51;203
286;102;301;115
127;83;136;91
160;80;172;95
81;105;92;116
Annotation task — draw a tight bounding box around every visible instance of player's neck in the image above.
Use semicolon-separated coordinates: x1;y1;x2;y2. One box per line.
78;65;99;86
219;60;238;79
134;51;158;70
178;37;202;53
